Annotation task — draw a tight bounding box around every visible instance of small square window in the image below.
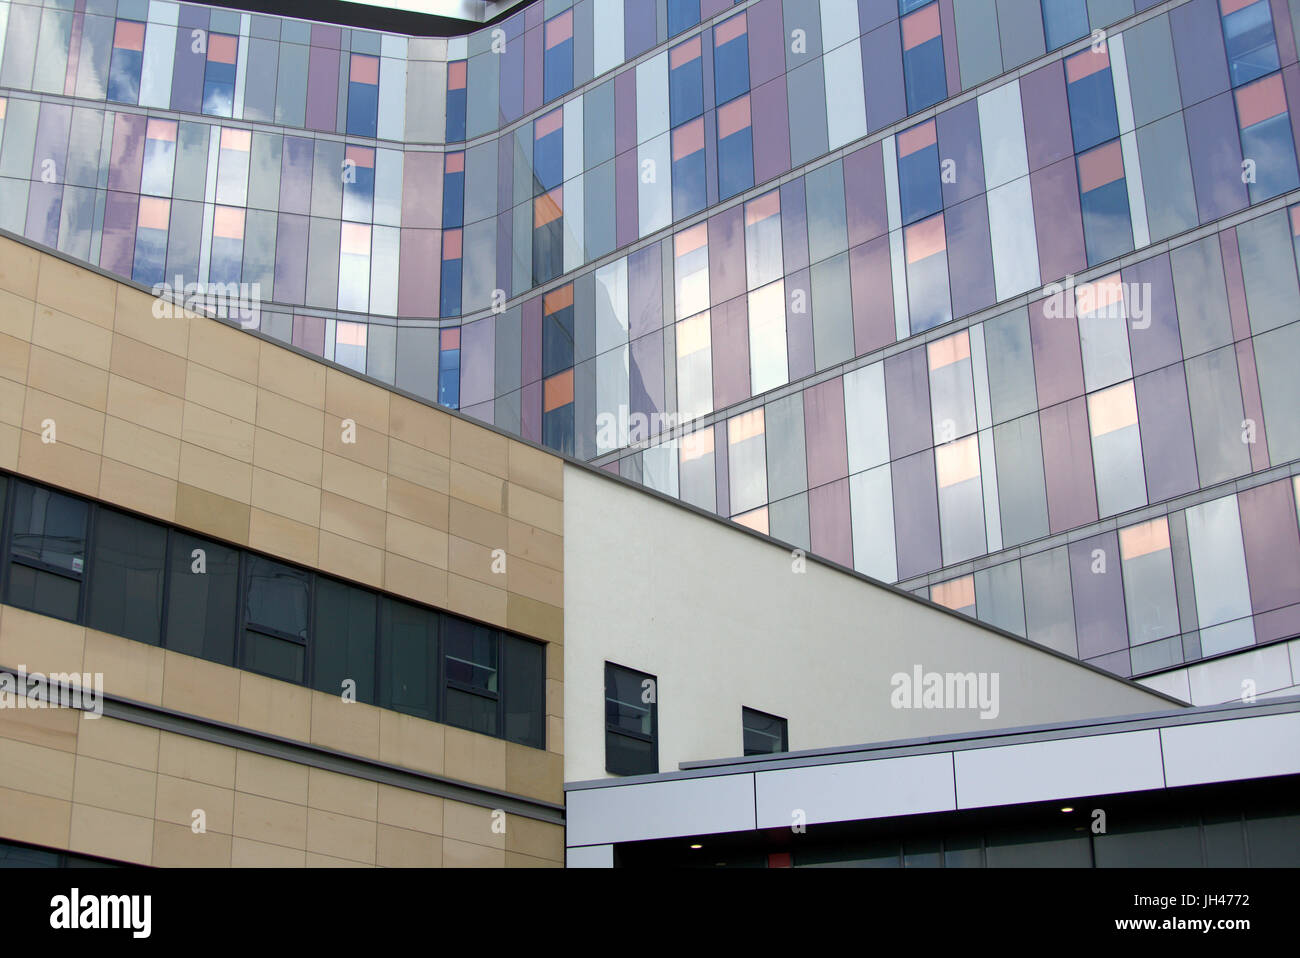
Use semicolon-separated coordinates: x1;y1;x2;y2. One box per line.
742;707;788;756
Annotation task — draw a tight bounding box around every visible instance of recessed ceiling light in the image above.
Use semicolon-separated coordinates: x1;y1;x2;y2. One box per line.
689;843;703;849
1060;807;1074;813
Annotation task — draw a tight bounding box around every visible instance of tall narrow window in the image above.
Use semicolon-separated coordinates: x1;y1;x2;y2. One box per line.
503;635;546;748
379;597;438;721
242;556;309;683
443;618;499;736
6;482;88;623
313;577;377;704
164;532;239;666
742;707;788;755
86;509;167;646
605;662;658;775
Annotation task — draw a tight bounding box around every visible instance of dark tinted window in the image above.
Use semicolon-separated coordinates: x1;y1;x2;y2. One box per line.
86;509;167;645
443;618;499;736
380;598;437;721
6;482;88;621
313;577;377;703
503;635;546;748
164;532;239;666
605;662;657;775
742;707;788;756
242;556;309;682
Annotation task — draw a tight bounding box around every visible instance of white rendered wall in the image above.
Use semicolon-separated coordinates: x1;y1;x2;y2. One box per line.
562;465;1181;783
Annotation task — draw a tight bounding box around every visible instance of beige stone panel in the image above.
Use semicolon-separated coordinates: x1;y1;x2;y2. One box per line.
506;850;561;867
0;237;40;300
450;498;509;552
0;422;16;470
98;462;178;524
76;715;159;771
507;521;563;573
0;698;79;752
250;467;321;527
188;317;259;383
505;742;562;805
505;816;564;862
72;755;157;818
306;807;376;864
381;553;449;608
306;851;372;867
258;341;325;408
27;346;109;412
385;514;449;568
231;835;306;867
507;555;564;608
173;483;250;546
321;452;388;510
69;803;154;865
186;363;257;425
237;671;312;743
109;334;188;398
386;476;450;530
325;367;389;432
0;605;86;676
323;417;388;472
37;257;116;331
307;767;378;819
450;418;508;479
442;837;504;868
178;441;252;504
442;799;504;849
376;823;442;867
161;651;241;726
181;402;254;463
378;708;444;776
152;821;233;867
17;428;100;497
106;374;184;437
256;389;324;448
0;738;80;801
0;289;35;342
448;461;504;514
310;691;380;760
318;529;383;588
0;785;71;849
388;437;450;494
505;483;563;536
0;331;29;386
154;773;235;833
233;751;308;806
375;784;443;835
232;791;308;849
320;489;386;547
546;715;562;755
446;573;508;630
388;394;450;457
546;639;562;683
19;390;103;455
247;509;318;569
252;427;322;487
507;441;564;500
448;535;498;587
442;726;506;791
507;592;564;646
82;629;166;709
0;378;25;428
546;678;563;719
157;731;236;789
103;416;181;479
31;305;112;369
115;285;188;357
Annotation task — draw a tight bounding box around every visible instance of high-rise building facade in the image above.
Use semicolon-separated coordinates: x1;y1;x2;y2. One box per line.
0;0;1298;869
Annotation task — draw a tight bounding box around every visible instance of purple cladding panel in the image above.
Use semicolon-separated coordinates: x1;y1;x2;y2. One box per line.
780;179;809;274
523;24;543;116
499;33;524;125
748;0;785;87
170;5;208;114
306;45;341;132
293;314;325;356
1069;532;1128;659
938;0;960;96
615;59;637;155
849;237;895;356
522;294;542;385
108;112;146;193
628;243;662;339
862;22;906;132
711;296;750;409
616;150;638;248
1235;340;1271;472
625;0;658;59
1123;253;1181;376
751;78;791;186
709;206;745;304
459;317;494;407
1168;0;1229;107
1239;478;1300;615
892;449;941;579
1218;230;1253;343
275;213;310;305
804;377;848;488
944;194;995;319
859;0;896;34
397;228;438;318
884;346;932;459
1029;294;1084;407
280;137;315;216
809;477;853;568
1134;364;1199;502
99;191;137;276
630;330;665;433
844;141;888;247
936;98;984;206
522;380;542;442
310;24;342;48
1030;157;1086;285
401;152;443;229
1040;396;1097;534
1271;0;1298;65
1184;91;1249;223
785;267;815;382
1020;61;1072;172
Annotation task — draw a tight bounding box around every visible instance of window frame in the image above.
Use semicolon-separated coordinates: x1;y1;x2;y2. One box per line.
604;661;659;776
742;706;789;756
1;478;91;625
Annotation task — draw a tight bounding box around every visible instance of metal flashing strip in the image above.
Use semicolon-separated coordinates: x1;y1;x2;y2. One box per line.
0;665;564;825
